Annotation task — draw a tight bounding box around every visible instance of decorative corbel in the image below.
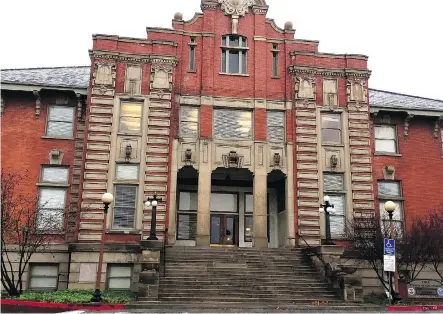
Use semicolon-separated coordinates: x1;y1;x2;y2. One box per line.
433;116;443;139
370;110;379;125
382;165;395;180
33;90;41;118
403;114;414;138
1;96;4;116
76;93;83;120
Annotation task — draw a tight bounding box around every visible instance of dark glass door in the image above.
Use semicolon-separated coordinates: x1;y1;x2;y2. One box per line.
210;215;236;245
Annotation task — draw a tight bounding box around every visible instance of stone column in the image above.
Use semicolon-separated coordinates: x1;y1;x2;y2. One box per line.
196;140;211;246
253;152;268;248
285;143;296;247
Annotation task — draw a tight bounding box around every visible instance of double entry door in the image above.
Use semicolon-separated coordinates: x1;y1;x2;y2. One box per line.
209;192;238;246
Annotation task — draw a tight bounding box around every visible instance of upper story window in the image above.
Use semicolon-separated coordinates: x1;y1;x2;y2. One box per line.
189;37;197;72
46;106;75;138
323;79;338;107
221;35;248;75
323;173;346;236
113;185;137;230
374;125;397;153
180;106;199;138
271;43;279;78
321;113;342;144
378;181;404;235
119;102;142;134
213;109;252;140
267;111;285;142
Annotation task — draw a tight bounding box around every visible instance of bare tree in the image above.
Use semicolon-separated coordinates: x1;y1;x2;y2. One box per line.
426;207;443;282
1;171;64;296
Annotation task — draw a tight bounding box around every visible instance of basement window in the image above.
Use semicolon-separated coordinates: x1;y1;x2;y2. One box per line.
29;264;59;291
107;264;132;290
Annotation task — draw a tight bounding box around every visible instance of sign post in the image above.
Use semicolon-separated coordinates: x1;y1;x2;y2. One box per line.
384;238;396;303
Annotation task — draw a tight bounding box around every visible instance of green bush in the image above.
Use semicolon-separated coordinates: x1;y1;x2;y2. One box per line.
19;290;136;304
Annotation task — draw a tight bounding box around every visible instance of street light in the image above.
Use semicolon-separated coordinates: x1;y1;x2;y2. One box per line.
384;200;400;304
145;194;162;241
319;195;336;245
91;192;114;302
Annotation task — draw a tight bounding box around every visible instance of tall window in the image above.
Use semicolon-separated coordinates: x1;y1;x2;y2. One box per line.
323;79;338;107
116;164;139;181
29;264;59;291
38;166;68;232
113;185;137;229
177;192;198;240
271;44;279;77
267;111;285;142
378;181;404;234
189;37;196;72
213;109;252;139
46;106;75;138
244;194;253;242
323;173;346;236
321;113;342;144
221;35;248;74
180;106;199;138
374;125;397;153
119;102;142;133
107;264;132;290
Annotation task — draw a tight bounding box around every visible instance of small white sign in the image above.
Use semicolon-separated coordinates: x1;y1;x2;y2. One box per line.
384;254;396;272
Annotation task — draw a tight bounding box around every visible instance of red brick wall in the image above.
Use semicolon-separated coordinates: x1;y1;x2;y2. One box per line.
372;116;443;227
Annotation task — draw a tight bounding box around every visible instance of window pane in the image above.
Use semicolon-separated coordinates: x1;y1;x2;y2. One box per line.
375;125;395;140
181;106;199;122
37;208;64;230
31;265;58;276
267;111;285;127
375;139;396;153
229;36;239;47
109;265;132;277
113;185;137;229
177;214;197;239
49;106;74;122
47;121;73;137
189;46;195;71
121;103;142;118
245;194;253;213
329;195;345;216
229;51;239;73
268;126;285;142
322;129;341;143
273;52;278;76
267;111;285;142
108;278;131;290
39;189;66;208
213;110;252;139
119;117;141;133
245;215;253;242
324;174;344;191
378;182;401;197
330;216;345;235
41;167;68;183
180;122;198;137
30;277;58;289
241;37;247;47
179;192;198;211
379;201;403;221
222;50;227;73
210;193;237;212
116;165;139;180
241;51;247;74
322;114;340;129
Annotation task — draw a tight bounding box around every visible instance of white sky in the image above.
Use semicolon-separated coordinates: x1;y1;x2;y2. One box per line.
1;0;442;99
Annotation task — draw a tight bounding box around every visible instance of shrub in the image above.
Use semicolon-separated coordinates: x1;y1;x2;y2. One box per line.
19;290;136;304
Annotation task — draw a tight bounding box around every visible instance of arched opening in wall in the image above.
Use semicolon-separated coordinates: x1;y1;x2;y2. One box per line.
267;170;287;248
176;166;198;243
210;167;253;247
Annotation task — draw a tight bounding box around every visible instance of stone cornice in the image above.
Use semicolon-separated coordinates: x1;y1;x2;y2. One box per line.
147;27;215;37
288;66;371;78
290;50;368;60
93;34;177;47
1;82;87;95
370;107;443;118
89;50;179;66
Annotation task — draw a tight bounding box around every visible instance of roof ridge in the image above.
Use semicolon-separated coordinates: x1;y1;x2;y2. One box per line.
1;66;90;71
369;88;443;103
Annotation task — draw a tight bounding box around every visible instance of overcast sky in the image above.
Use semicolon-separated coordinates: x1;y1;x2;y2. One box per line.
1;0;442;99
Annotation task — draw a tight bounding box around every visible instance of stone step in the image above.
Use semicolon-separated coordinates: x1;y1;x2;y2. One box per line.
160;290;336;296
160;280;328;287
159;287;334;293
157;296;344;303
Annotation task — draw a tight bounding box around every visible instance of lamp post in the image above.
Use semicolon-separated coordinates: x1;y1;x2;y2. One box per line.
91;192;114;302
384;200;399;303
145;194;162;241
319;195;336;245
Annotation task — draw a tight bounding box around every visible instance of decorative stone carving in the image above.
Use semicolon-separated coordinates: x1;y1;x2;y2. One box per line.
76;93;83;120
93;63;115;86
383;165;395;180
347;79;367;102
296;77;316;99
125;65;142;95
49;149;64;165
222;150;243;168
1;96;4;116
33;90;41;118
323;79;338;109
434;116;443;139
404;114;414;137
125;144;133;162
185;149;192;162
273;153;281;167
118;138;140;161
330;155;338;169
150;66;172;90
218;0;255;17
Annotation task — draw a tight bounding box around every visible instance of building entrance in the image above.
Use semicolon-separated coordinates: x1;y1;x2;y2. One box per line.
210;215;237;245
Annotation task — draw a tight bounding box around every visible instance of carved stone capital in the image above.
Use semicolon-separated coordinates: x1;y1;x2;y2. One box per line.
33;90;41;118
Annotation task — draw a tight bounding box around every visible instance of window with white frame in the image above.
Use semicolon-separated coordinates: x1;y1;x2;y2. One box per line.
29;264;59;291
213;109;252;139
119;102;142;133
374;125;397;153
323;79;338;107
378;181;404;235
221;35;248;74
321;113;342;144
116;164;139;181
38;166;68;232
323;173;346;236
46;106;75;138
113;185;137;229
177;192;198;240
267;111;285;142
271;43;279;77
107;264;132;290
180;106;199;138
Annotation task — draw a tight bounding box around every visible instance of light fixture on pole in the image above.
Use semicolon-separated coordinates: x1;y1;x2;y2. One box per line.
145;194;162;241
384;200;400;304
319;195;336;245
91;192;114;302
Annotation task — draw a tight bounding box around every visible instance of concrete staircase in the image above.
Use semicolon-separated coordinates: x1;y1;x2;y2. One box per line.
128;246;382;312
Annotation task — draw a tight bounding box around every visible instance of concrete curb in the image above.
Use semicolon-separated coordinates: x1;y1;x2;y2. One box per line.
1;298;125;311
387;305;443;312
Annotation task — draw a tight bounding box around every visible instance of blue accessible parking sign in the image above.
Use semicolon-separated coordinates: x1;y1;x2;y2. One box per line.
384;238;395;256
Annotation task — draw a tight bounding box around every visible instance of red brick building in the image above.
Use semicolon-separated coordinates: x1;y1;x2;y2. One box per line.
1;0;442;294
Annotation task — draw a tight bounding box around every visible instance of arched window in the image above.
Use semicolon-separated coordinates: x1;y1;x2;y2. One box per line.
221;35;248;74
